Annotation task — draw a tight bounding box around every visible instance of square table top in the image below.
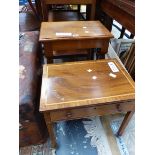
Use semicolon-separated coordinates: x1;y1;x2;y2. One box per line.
40;59;135;111
39;21;113;41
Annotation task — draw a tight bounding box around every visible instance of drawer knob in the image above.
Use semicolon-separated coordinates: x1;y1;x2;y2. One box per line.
116;104;122;112
66;112;72;118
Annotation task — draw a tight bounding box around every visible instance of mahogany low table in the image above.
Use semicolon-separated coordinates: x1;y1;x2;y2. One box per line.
40;59;135;148
39;21;113;63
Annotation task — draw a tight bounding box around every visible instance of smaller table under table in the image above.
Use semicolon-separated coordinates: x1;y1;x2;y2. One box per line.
39;21;113;63
40;59;135;149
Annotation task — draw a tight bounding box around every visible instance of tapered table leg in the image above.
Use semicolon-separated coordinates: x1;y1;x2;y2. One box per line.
44;112;56;148
117;111;134;136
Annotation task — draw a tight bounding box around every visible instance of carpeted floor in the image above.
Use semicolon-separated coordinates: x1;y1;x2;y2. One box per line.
20;114;134;155
102;114;135;155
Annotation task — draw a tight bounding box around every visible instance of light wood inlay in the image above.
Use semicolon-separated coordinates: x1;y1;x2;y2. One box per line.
40;59;134;111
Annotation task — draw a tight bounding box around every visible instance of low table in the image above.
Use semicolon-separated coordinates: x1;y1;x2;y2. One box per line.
39;21;113;63
40;59;135;149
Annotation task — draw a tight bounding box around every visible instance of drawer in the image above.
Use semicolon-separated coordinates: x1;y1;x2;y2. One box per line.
50;101;134;122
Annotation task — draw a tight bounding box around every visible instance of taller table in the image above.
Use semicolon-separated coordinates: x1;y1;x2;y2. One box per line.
40;59;135;148
41;0;96;21
39;21;113;63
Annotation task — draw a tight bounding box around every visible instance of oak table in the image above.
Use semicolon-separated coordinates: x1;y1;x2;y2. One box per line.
39;21;113;63
40;59;135;148
41;0;96;21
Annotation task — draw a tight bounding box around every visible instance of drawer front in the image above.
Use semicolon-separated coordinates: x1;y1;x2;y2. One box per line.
43;39;108;52
50;101;134;122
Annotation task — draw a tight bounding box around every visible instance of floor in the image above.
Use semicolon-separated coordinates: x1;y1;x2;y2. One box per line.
20;114;135;155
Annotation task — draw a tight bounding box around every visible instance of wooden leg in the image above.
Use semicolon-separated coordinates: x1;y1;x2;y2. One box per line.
96;40;109;59
101;40;109;55
44;112;57;148
87;49;94;60
77;5;81;13
117;111;134;136
44;43;53;63
91;49;95;60
118;26;125;39
86;5;91;20
90;0;96;20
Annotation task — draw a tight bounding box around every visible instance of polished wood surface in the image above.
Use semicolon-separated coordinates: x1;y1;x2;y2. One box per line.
39;21;113;41
101;0;135;34
40;59;135;148
39;21;113;63
40;59;134;111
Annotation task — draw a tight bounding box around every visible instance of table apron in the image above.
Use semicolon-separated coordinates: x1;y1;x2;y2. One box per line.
49;101;135;122
43;39;110;55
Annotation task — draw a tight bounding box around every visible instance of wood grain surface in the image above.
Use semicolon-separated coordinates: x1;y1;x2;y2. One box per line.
39;21;113;41
40;59;135;111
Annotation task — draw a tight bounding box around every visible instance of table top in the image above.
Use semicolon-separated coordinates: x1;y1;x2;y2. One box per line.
40;59;135;111
39;21;113;41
